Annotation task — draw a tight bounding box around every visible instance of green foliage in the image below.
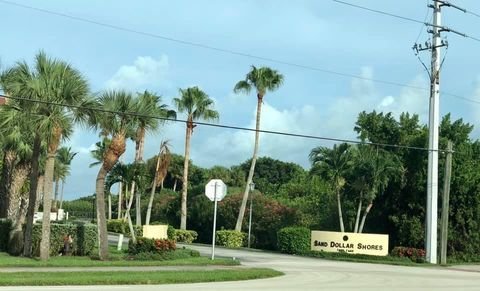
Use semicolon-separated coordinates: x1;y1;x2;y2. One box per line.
277;227;311;254
129;248;200;261
128;237;176;255
167;225;176;239
0;219;12;252
30;223;97;257
390;247;426;263
106;219;142;237
216;230;246;248
172;229;198;244
306;250;417;265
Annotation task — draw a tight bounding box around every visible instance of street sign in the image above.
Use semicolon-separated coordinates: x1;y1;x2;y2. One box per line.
205;179;227;201
205;179;227;260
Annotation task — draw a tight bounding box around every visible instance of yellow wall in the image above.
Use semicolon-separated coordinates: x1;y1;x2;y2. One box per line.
142;225;168;240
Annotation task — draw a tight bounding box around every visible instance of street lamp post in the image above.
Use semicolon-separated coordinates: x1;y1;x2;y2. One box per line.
247;182;255;248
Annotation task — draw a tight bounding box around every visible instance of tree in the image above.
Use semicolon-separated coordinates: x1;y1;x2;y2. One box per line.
145;140;171;225
88;90;136;260
233;66;284;231
89;139;114;219
173;87;219;230
2;52;89;259
309;143;352;232
55;147;77;211
130;91;176;226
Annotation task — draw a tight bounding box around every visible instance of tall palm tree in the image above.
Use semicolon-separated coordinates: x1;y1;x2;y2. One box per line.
309;143;352;233
88;90;136;260
56;147;77;211
130;91;176;226
145;140;171;225
1;52;89;259
174;87;219;230
233;66;284;231
90;139;116;219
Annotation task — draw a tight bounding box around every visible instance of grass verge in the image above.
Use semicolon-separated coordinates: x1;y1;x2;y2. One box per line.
0;252;239;268
0;268;282;286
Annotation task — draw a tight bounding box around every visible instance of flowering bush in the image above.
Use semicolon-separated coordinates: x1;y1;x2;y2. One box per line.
128;237;176;255
390;246;426;263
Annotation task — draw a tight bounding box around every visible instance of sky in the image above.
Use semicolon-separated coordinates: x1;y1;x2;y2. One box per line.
1;0;480;200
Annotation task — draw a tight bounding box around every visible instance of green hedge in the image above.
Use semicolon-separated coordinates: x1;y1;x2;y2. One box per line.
0;219;12;252
31;223;97;257
172;229;198;244
131;248;200;261
107;219;142;237
277;226;311;254
216;230;245;248
128;237;176;255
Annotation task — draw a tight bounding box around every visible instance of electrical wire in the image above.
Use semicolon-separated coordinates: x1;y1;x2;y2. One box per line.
0;1;479;106
0;94;450;153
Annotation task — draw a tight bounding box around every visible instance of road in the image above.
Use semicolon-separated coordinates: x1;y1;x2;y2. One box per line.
1;244;479;291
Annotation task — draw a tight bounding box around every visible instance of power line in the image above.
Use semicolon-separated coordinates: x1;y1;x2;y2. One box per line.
0;0;430;92
0;94;449;153
1;0;479;105
332;0;480;43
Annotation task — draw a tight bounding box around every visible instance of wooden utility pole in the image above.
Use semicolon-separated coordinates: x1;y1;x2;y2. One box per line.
440;141;453;265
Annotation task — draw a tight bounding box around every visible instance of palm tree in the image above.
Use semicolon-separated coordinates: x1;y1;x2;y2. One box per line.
145;140;171;225
309;143;352;232
88;90;136;260
56;147;77;211
233;66;284;231
105;162;145;243
173;87;219;230
130;91;176;226
89;139;114;219
1;52;89;259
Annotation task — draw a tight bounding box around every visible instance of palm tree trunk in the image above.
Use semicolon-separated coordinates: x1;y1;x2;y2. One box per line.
146;147;162;226
358;202;373;233
354;192;363;233
117;181;123;219
173;180;177;192
23;133;41;257
235;94;263;231
7;164;30;222
135;190;141;226
0;150;16;218
40;151;55;260
124;183;135;221
180;123;192;230
125;209;137;244
54;179;60;210
59;181;65;211
95;166;109;260
35;175;44;213
336;187;345;233
108;193;112;220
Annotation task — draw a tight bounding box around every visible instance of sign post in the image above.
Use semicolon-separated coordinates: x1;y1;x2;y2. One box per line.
205;179;227;260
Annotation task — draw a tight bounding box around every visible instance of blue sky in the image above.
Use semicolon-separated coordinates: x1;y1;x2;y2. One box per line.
1;0;480;200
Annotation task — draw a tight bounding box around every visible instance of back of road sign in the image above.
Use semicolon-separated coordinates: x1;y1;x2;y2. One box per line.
205;179;227;201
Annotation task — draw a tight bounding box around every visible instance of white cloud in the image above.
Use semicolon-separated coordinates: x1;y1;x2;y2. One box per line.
105;56;171;91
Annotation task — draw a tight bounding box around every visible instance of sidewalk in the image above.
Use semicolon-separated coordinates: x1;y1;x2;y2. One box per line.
0;265;243;273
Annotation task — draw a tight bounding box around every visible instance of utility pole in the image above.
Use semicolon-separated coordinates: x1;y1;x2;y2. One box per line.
440;141;453;265
426;0;442;265
413;0;466;264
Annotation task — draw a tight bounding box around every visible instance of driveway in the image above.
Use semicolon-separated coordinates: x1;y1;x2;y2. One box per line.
1;243;479;291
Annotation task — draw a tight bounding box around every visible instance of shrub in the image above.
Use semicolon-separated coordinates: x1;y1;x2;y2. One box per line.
167;225;175;239
173;229;198;244
30;223;97;257
390;246;426;263
128;237;176;255
216;230;245;248
0;219;12;252
131;248;200;261
107;219;142;237
277;226;311;254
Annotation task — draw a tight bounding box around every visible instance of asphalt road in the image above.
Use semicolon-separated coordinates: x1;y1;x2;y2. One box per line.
1;244;479;291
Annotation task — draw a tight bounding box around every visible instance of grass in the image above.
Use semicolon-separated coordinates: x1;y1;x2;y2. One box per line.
0;251;239;268
304;251;428;266
0;269;283;286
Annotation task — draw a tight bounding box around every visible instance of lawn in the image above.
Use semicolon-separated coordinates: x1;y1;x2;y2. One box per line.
0;250;239;268
305;251;428;266
0;269;283;286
